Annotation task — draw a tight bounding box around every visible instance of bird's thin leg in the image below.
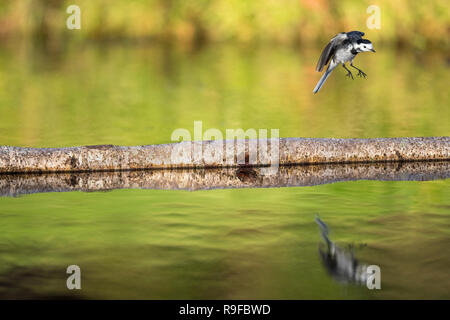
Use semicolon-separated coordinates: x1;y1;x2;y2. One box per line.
342;64;354;80
350;63;367;78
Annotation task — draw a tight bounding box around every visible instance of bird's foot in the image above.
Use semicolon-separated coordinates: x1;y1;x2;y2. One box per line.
346;71;354;80
357;70;367;78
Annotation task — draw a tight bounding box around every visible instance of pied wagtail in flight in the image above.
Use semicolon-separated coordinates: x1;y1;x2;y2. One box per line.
313;31;375;94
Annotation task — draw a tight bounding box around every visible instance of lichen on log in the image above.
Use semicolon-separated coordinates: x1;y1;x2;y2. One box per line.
0;137;449;173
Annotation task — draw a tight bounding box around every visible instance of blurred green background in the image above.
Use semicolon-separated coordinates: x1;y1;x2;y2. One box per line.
0;43;448;148
0;0;448;148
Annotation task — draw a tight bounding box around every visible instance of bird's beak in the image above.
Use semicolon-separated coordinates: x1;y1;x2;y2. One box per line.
370;49;376;52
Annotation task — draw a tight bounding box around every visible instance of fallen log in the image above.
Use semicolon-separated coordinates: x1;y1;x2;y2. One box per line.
0;137;449;173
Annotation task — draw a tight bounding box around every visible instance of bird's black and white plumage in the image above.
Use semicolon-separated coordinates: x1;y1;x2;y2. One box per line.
313;31;375;94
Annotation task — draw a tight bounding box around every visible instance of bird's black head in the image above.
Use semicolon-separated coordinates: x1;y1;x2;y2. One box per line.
356;39;376;52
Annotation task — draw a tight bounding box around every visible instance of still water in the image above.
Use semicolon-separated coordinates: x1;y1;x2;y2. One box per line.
0;43;448;299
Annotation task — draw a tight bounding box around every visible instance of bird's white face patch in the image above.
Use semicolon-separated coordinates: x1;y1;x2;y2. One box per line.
357;42;375;52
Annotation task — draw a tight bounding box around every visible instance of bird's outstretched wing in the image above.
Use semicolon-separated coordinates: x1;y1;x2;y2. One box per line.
316;32;347;72
315;31;365;72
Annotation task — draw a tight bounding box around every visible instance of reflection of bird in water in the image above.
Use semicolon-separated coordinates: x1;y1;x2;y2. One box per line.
315;215;368;285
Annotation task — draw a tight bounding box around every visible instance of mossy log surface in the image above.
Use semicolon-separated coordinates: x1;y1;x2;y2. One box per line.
0;137;449;173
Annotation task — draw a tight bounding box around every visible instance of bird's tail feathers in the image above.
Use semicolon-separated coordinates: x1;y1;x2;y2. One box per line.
313;65;334;94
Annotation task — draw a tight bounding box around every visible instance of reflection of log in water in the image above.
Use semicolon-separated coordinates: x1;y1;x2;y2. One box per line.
0;161;448;197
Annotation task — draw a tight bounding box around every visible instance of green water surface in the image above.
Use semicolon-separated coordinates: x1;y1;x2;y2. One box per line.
0;43;448;299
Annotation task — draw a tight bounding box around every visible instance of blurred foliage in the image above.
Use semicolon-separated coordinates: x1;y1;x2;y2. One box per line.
0;0;448;48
